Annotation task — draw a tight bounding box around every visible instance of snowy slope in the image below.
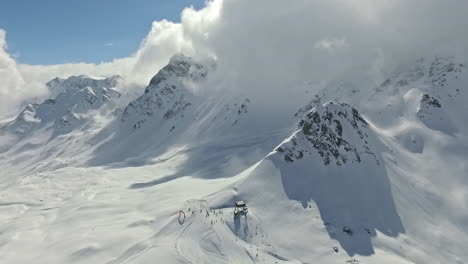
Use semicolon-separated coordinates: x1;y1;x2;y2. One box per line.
88;54;287;173
1;55;468;264
202;97;468;263
201;102;405;261
0;75;121;180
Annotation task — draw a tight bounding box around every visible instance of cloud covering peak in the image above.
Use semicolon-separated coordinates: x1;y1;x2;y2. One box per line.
1;0;468;117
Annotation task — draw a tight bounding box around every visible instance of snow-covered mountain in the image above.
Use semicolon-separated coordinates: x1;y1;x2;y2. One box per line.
205;101;404;259
1;55;468;264
279;101;377;166
0;75;121;177
46;75;121;98
4;75;121;135
87;54;278;169
121;54;208;129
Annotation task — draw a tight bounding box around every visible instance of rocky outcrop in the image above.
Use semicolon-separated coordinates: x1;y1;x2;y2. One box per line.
417;93;456;134
277;101;377;166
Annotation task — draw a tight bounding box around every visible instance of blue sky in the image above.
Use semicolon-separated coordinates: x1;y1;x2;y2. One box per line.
0;0;204;65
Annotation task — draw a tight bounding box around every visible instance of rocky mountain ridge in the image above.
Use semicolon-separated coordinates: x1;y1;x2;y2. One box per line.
278;101;377;166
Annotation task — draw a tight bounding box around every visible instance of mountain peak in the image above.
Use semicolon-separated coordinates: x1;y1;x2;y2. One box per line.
148;54;208;88
122;54;211;129
277;101;377;166
168;53;193;65
8;76;121;135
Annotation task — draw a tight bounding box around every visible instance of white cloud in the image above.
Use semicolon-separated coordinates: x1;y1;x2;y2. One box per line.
183;0;468;113
0;30;45;116
314;38;349;52
1;0;468;117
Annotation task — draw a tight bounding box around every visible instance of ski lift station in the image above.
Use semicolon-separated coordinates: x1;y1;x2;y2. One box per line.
234;201;248;217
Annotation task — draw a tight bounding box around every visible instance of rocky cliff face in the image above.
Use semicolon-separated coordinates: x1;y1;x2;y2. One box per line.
277;101;377;166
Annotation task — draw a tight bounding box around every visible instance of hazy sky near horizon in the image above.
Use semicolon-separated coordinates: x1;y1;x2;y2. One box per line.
0;0;203;64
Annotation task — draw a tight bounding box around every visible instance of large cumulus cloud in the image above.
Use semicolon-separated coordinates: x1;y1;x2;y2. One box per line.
191;0;468;101
0;30;33;115
182;0;468;114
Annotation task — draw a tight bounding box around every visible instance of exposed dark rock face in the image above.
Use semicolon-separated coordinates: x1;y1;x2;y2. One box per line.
277;101;377;166
421;94;441;108
416;93;456;134
417;93;443;122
